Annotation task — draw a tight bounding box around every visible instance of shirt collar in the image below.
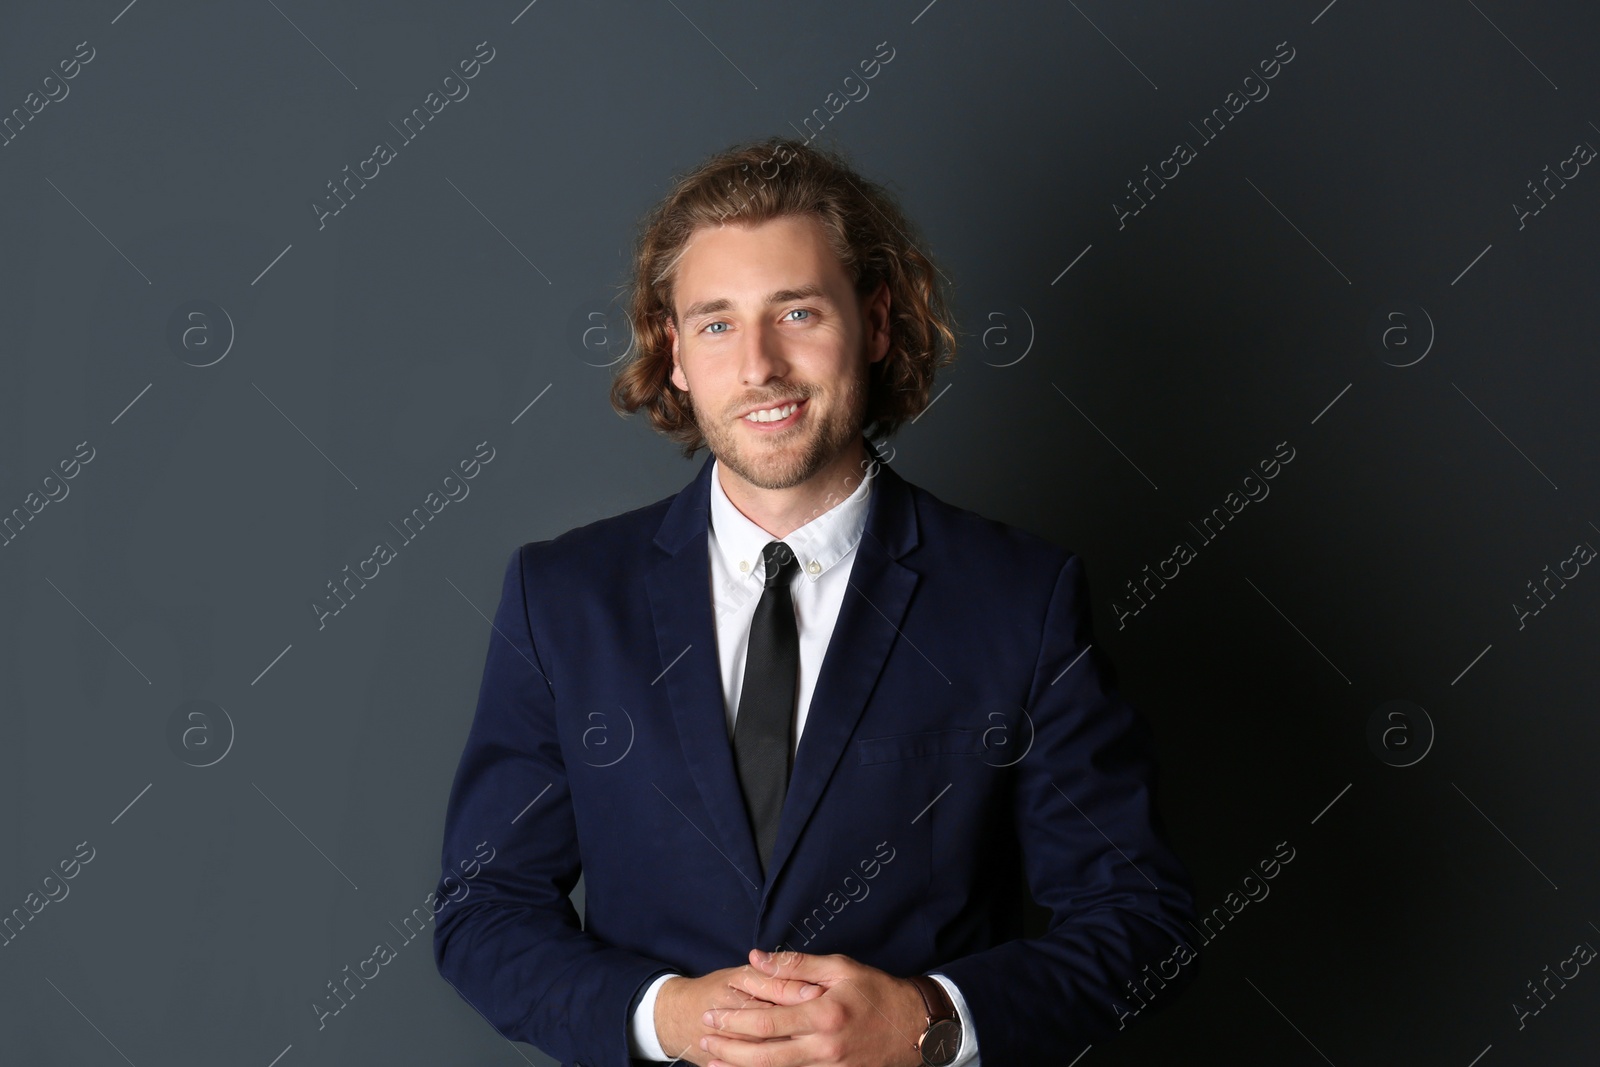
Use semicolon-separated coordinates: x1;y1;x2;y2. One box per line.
708;454;873;584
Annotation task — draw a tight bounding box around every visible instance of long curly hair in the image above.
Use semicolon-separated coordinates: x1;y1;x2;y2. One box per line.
609;136;958;458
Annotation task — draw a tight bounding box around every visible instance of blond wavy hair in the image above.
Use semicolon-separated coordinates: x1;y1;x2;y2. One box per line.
609;137;957;458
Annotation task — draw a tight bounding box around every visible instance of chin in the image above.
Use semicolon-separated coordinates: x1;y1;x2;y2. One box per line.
732;451;822;491
721;433;830;490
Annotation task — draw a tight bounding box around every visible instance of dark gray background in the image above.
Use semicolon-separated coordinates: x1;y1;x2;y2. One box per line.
3;0;1597;1064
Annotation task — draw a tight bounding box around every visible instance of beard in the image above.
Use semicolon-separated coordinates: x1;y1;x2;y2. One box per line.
690;362;870;491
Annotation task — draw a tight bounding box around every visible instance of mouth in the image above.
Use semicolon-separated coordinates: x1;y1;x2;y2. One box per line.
738;397;808;432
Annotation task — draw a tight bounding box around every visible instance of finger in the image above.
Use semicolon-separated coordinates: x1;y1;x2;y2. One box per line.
707;983;771;1019
703;1031;806;1067
750;947;847;986
749;947;810;977
728;969;824;1006
703;998;816;1039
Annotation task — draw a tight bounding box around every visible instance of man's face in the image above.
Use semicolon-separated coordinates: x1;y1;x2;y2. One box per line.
666;213;889;491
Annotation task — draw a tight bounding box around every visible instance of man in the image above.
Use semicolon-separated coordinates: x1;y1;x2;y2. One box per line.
433;137;1197;1067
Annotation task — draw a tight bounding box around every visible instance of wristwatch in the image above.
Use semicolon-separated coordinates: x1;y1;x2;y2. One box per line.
907;974;961;1066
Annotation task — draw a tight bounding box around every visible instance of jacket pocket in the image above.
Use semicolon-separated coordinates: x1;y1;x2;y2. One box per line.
856;727;983;765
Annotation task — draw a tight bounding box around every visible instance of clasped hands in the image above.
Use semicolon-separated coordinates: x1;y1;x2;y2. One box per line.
655;948;929;1067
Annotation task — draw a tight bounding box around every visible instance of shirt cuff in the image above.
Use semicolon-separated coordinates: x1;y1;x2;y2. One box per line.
628;971;682;1061
929;973;981;1067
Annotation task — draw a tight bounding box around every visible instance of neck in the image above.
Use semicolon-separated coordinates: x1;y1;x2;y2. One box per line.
717;436;871;540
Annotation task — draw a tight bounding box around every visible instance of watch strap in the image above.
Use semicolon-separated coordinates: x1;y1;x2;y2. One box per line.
908;972;956;1027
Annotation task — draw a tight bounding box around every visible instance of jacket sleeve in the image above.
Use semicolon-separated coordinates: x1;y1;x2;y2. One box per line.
934;552;1199;1059
432;543;679;1066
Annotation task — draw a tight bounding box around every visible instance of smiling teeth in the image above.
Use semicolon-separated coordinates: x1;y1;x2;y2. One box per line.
745;401;800;423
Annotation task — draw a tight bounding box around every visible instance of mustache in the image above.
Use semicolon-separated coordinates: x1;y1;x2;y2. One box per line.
730;390;811;417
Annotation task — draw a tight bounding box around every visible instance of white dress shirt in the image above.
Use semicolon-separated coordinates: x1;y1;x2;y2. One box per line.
627;456;981;1065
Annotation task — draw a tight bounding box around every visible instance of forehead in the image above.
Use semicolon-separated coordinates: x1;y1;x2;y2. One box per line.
672;214;850;313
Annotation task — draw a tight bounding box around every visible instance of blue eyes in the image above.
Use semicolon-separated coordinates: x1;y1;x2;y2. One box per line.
702;309;811;334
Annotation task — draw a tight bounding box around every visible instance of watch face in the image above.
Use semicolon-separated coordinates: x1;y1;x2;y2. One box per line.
921;1018;962;1066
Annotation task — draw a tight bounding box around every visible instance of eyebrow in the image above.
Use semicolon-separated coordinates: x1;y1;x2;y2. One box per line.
678;284;832;324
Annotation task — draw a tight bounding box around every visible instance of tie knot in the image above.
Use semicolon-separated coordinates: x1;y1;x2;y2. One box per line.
760;540;797;589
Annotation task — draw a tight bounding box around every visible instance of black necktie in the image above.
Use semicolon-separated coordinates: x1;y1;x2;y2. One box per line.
733;539;800;876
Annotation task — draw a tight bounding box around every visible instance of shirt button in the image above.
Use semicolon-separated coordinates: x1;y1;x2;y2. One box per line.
739;560;749;572
807;560;821;575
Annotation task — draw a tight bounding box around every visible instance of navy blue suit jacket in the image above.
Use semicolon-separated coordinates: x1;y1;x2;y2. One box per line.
432;451;1197;1066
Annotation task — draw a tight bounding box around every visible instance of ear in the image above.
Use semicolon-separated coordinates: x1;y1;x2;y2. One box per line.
666;316;689;392
864;280;891;365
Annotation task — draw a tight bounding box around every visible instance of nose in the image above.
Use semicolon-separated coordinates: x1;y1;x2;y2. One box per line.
739;317;789;386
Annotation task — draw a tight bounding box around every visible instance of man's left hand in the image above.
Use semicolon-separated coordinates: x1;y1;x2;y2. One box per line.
698;949;929;1067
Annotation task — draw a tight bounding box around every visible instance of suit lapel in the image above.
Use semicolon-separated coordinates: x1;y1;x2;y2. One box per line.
762;465;919;897
645;454;767;903
645;448;921;907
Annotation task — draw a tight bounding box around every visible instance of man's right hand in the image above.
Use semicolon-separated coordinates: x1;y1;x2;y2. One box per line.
655;962;824;1065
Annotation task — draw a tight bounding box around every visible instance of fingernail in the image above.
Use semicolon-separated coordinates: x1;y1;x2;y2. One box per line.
703;1010;714;1024
700;1037;709;1050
